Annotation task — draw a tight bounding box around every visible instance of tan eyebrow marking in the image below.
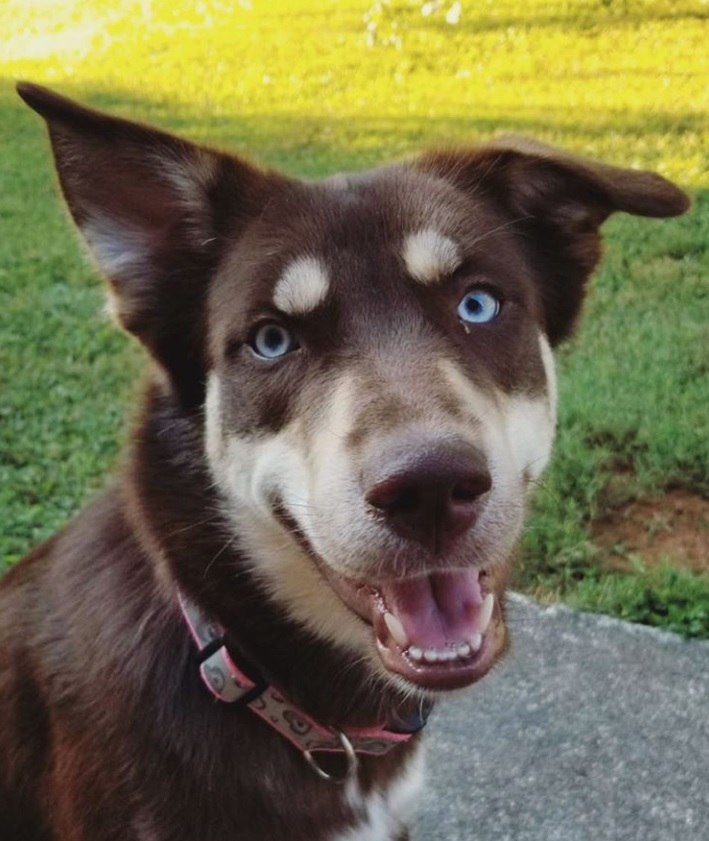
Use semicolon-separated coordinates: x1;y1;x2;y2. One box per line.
402;229;461;285
273;256;330;315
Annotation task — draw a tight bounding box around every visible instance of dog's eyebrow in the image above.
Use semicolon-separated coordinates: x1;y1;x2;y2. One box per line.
273;255;330;315
402;229;461;285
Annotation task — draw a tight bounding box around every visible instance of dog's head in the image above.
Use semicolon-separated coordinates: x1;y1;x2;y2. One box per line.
19;84;688;693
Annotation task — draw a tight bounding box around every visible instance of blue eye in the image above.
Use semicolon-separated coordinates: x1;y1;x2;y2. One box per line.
457;289;501;324
250;322;297;359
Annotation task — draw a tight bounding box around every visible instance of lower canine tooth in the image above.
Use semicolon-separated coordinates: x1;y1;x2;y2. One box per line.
384;612;409;648
469;632;483;653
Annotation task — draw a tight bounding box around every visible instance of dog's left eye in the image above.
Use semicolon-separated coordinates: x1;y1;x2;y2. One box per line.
249;322;298;359
457;289;501;324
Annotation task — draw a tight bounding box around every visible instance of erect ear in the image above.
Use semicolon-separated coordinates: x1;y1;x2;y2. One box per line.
415;136;690;344
17;82;284;407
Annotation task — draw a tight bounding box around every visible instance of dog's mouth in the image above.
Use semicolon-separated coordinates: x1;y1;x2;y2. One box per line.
272;504;505;691
322;564;505;692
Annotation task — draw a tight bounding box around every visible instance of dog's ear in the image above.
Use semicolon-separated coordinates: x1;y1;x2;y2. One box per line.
416;137;690;344
17;83;283;406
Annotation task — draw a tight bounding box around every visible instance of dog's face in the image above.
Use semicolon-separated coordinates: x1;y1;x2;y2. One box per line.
203;170;556;691
18;84;688;694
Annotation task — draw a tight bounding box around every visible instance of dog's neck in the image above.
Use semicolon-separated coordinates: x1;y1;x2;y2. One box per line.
177;591;429;771
123;382;429;731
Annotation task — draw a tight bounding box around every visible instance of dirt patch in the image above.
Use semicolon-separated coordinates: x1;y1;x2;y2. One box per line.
591;489;709;574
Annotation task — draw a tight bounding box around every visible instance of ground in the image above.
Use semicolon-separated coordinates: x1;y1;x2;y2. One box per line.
592;488;709;574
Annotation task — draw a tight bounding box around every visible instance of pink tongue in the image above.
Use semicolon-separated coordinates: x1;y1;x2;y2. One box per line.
379;569;484;649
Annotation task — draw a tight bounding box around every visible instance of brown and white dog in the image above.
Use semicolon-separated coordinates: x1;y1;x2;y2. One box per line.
0;83;688;841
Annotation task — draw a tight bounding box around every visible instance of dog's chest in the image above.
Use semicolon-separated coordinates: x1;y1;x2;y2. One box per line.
329;747;425;841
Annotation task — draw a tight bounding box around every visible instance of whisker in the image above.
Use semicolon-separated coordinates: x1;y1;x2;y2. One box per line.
466;214;532;251
203;533;240;579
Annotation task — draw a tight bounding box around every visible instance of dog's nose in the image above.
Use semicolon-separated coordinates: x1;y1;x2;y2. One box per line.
363;439;492;554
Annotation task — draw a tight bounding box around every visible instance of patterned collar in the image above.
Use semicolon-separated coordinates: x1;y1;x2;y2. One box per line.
178;593;430;783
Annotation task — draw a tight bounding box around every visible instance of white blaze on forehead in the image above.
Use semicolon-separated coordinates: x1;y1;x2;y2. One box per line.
402;229;461;285
273;255;330;315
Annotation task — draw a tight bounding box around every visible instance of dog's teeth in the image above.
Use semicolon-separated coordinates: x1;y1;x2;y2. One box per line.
383;612;409;648
477;593;495;635
408;642;479;664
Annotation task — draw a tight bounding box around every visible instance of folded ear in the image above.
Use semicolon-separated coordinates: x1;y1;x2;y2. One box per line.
416;136;690;344
17;82;283;407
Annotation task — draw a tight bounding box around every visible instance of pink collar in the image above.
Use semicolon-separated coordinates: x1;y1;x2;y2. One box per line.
178;593;427;781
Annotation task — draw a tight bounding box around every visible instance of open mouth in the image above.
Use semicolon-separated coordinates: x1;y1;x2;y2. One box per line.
324;565;505;692
272;504;505;691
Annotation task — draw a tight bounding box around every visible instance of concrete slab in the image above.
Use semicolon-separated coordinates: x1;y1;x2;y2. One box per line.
414;594;709;841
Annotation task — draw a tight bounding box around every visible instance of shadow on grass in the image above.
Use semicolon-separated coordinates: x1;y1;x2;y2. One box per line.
417;6;709;37
350;0;709;42
2;76;706;181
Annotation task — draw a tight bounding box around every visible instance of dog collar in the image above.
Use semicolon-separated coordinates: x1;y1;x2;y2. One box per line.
178;593;428;780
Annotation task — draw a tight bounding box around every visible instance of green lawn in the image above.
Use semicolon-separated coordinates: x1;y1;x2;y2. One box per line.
1;0;708;634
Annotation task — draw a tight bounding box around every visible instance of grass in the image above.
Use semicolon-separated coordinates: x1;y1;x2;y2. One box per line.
1;0;708;635
572;562;709;638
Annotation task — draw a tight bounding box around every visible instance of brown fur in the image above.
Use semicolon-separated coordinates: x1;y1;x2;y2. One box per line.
0;83;689;840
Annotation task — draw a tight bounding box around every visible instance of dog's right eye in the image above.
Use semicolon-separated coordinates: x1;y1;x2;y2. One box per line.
249;322;298;360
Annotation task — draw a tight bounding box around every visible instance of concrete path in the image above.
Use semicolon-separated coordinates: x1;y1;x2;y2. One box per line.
414;594;709;841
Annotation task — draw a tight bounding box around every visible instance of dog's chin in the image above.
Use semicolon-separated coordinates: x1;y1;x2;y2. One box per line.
315;559;508;693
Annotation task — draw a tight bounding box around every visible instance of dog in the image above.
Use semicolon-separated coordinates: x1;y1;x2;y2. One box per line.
0;83;689;841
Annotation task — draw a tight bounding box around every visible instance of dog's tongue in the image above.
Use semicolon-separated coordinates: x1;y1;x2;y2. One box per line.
379;569;483;649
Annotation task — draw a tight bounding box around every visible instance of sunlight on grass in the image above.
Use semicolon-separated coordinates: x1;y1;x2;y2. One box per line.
1;0;708;182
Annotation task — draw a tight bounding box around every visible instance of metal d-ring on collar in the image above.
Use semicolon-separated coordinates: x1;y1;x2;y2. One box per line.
303;730;359;784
